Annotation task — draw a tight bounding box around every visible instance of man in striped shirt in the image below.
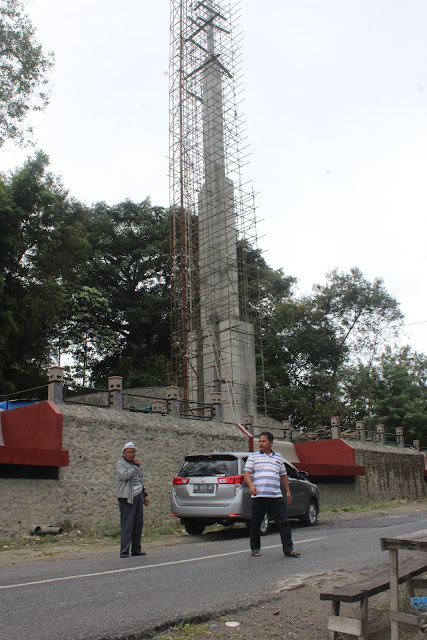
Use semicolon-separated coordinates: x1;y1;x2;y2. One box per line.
244;431;300;558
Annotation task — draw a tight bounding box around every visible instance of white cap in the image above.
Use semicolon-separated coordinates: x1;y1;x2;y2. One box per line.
122;441;136;451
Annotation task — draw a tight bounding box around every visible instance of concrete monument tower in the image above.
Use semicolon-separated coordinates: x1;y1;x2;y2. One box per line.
170;0;257;423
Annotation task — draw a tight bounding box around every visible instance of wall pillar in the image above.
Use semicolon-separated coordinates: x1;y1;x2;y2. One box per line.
356;420;366;443
152;399;166;414
395;426;405;448
48;366;64;404
413;440;421;450
282;419;292;442
108;376;123;410
330;416;340;439
210;391;223;423
244;414;254;435
376;423;385;445
166;386;180;418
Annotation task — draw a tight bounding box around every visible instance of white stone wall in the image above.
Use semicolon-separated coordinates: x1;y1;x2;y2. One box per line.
1;406;425;539
307;442;425;509
0;405;248;538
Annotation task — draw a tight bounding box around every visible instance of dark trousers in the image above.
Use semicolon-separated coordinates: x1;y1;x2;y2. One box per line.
118;492;143;555
250;497;293;555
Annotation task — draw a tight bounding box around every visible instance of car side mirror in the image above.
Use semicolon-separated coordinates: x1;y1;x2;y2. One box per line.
298;471;308;480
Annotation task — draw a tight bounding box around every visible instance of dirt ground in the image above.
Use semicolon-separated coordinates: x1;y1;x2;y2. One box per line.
2;501;427;640
169;569;394;640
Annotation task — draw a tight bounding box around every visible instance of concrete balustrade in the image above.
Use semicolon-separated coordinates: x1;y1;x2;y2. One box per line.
356;420;366;443
244;414;254;435
376;423;385;445
210;391;223;423
395;426;405;448
282;419;292;442
44;374;414;452
108;376;123;410
165;386;180;418
331;416;340;439
151;399;166;414
48;366;64;404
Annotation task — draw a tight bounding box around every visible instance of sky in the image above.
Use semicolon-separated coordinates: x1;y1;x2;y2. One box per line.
1;0;426;356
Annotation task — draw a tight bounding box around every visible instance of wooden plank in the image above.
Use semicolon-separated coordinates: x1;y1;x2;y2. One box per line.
389;548;399;640
390;611;420;626
327;615;362;635
320;557;427;603
359;596;368;640
381;529;427;551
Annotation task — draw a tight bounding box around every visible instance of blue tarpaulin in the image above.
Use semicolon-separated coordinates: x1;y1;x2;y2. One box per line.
0;400;39;411
410;596;427;612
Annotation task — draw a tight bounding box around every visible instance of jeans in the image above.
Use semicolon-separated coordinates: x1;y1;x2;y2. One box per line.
118;492;143;555
250;496;293;555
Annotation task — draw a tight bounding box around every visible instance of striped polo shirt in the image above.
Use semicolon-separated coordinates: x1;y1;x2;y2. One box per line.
244;450;287;498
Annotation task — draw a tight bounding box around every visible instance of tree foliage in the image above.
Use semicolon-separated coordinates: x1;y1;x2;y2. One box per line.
0;152;90;390
86;198;170;386
0;0;54;146
0;155;171;392
0;154;425;446
311;268;404;372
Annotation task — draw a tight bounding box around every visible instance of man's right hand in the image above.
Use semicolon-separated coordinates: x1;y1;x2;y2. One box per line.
249;485;258;496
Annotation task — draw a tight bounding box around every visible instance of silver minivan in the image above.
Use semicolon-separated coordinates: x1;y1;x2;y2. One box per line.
171;451;320;535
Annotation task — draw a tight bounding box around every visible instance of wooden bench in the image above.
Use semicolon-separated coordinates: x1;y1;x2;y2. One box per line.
320;556;427;639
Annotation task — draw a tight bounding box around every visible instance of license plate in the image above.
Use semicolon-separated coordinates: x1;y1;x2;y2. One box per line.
193;484;214;493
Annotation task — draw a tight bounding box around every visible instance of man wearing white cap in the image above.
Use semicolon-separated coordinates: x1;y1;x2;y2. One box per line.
116;441;150;558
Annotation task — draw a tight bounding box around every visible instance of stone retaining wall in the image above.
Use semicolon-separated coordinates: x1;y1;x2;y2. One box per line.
311;442;425;509
0;405;248;538
354;442;425;502
0;406;424;538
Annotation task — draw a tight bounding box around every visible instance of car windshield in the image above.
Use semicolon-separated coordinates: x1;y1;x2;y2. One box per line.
179;455;238;477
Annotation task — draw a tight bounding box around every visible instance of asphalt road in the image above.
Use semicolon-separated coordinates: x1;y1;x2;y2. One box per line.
1;511;427;640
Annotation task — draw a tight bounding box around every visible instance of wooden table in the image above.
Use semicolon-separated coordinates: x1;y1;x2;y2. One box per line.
381;529;427;639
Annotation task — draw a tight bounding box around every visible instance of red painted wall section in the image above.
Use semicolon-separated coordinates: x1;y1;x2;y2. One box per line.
294;439;365;476
0;401;69;466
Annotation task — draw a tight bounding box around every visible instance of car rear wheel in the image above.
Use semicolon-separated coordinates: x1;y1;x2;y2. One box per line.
183;520;206;535
300;499;318;526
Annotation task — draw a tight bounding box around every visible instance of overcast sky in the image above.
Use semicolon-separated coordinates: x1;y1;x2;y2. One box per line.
1;0;426;356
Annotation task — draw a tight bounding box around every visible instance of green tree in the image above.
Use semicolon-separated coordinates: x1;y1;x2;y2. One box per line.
260;299;347;426
0;0;54;146
64;286;117;386
372;346;427;445
258;268;405;428
86;199;171;387
236;242;296;415
312;268;404;374
0;152;91;392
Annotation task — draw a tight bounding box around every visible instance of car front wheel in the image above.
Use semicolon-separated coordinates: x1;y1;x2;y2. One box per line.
300;499;318;526
183;520;206;535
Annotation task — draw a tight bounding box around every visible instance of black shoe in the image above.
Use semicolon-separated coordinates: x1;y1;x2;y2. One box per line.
120;553;129;558
131;552;146;556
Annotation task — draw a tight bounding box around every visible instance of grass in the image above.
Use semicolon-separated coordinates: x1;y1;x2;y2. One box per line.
1;498;425;554
0;521;183;553
155;621;210;640
323;498;425;515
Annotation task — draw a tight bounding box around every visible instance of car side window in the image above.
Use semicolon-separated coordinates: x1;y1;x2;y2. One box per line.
285;462;298;479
